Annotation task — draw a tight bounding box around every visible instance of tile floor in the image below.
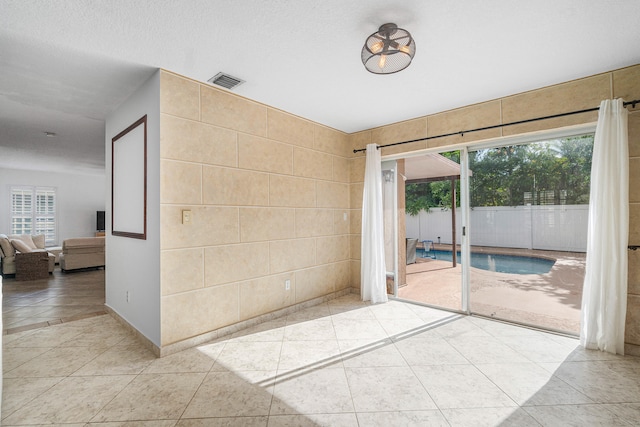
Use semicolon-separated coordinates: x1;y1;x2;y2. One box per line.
3;294;640;426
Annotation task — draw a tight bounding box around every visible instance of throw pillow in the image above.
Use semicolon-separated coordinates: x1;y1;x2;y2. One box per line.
0;236;14;257
11;239;33;253
32;234;46;249
18;234;37;250
10;234;38;250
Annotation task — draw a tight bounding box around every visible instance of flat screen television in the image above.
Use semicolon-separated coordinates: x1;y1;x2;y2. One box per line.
97;210;106;232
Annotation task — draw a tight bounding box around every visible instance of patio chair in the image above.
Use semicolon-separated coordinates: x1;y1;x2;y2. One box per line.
422;240;436;259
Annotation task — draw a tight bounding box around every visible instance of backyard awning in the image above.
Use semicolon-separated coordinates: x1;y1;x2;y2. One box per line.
404;153;471;183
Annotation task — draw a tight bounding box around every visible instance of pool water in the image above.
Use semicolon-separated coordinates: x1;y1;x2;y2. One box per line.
416;249;555;275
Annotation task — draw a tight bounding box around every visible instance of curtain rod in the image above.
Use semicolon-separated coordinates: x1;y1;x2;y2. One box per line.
353;99;640;154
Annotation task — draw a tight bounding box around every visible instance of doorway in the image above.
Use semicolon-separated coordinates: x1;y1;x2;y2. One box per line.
467;134;593;333
386;128;593;334
396;150;465;312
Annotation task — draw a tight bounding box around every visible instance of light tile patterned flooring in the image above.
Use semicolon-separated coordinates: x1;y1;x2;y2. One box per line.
3;294;640;426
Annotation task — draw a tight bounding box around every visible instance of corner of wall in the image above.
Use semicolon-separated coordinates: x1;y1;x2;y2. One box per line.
105;69;161;347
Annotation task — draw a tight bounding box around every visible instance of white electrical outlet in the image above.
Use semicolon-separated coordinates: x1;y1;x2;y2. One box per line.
126;291;130;303
182;209;192;225
343;212;347;221
285;279;291;291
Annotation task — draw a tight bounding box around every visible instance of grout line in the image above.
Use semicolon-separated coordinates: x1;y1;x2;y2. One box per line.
3;310;108;335
610;71;614;100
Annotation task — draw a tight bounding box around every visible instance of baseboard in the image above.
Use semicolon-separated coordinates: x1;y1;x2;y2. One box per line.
158;287;352;358
104;305;161;357
107;289;640;359
625;342;640;357
105;288;356;358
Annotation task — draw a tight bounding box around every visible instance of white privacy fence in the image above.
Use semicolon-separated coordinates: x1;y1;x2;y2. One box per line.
406;205;588;252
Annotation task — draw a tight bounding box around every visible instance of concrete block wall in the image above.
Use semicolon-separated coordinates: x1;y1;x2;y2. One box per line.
159;71;351;346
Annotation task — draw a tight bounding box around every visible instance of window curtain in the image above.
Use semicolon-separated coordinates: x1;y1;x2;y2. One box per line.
0;277;3;408
361;144;388;304
580;99;629;355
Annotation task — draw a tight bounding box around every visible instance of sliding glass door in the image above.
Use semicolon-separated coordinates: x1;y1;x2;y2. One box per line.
386;128;593;334
467;134;593;333
397;150;466;312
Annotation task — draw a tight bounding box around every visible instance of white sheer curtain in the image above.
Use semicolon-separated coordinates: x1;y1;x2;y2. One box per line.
1;276;3;412
361;144;388;304
580;99;629;355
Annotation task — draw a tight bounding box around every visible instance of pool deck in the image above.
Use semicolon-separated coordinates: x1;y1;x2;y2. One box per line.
398;245;585;334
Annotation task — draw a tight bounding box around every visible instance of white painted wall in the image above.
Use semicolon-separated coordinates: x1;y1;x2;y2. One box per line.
0;167;105;244
406;205;588;252
105;70;160;346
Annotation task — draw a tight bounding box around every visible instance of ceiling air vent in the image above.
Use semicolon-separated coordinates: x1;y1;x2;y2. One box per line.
208;72;245;90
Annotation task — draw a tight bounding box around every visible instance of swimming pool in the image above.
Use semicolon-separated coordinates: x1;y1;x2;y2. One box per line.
416;249;555;274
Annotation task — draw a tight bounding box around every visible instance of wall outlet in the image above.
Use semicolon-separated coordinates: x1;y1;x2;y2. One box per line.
126;291;130;303
343;212;347;221
285;279;290;291
182;209;192;224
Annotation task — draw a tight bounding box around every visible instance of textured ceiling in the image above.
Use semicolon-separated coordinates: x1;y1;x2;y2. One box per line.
1;0;639;174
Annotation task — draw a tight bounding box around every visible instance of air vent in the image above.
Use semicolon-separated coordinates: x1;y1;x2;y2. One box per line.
208;72;245;90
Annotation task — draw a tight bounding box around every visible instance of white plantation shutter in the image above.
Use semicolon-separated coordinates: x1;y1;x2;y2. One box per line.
11;187;33;235
35;188;56;245
10;186;57;246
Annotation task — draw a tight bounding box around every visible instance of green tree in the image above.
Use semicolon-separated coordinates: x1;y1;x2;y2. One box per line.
406;135;593;214
405;150;461;216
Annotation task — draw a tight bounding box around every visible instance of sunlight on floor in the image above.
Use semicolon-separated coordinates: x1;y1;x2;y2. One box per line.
3;294;640;426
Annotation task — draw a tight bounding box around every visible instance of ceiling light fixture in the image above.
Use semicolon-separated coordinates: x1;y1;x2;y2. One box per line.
361;23;416;74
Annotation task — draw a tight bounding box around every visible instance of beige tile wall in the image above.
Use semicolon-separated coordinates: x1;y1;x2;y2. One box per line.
159;71;351;346
157;64;640;348
349;64;640;346
620;65;640;348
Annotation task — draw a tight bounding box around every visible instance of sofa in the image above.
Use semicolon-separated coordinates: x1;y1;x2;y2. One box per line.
0;234;56;276
59;237;105;272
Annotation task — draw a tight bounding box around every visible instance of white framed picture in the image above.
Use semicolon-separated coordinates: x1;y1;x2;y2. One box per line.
111;115;147;240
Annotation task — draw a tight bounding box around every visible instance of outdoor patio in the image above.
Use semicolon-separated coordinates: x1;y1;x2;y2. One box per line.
398;245;586;334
